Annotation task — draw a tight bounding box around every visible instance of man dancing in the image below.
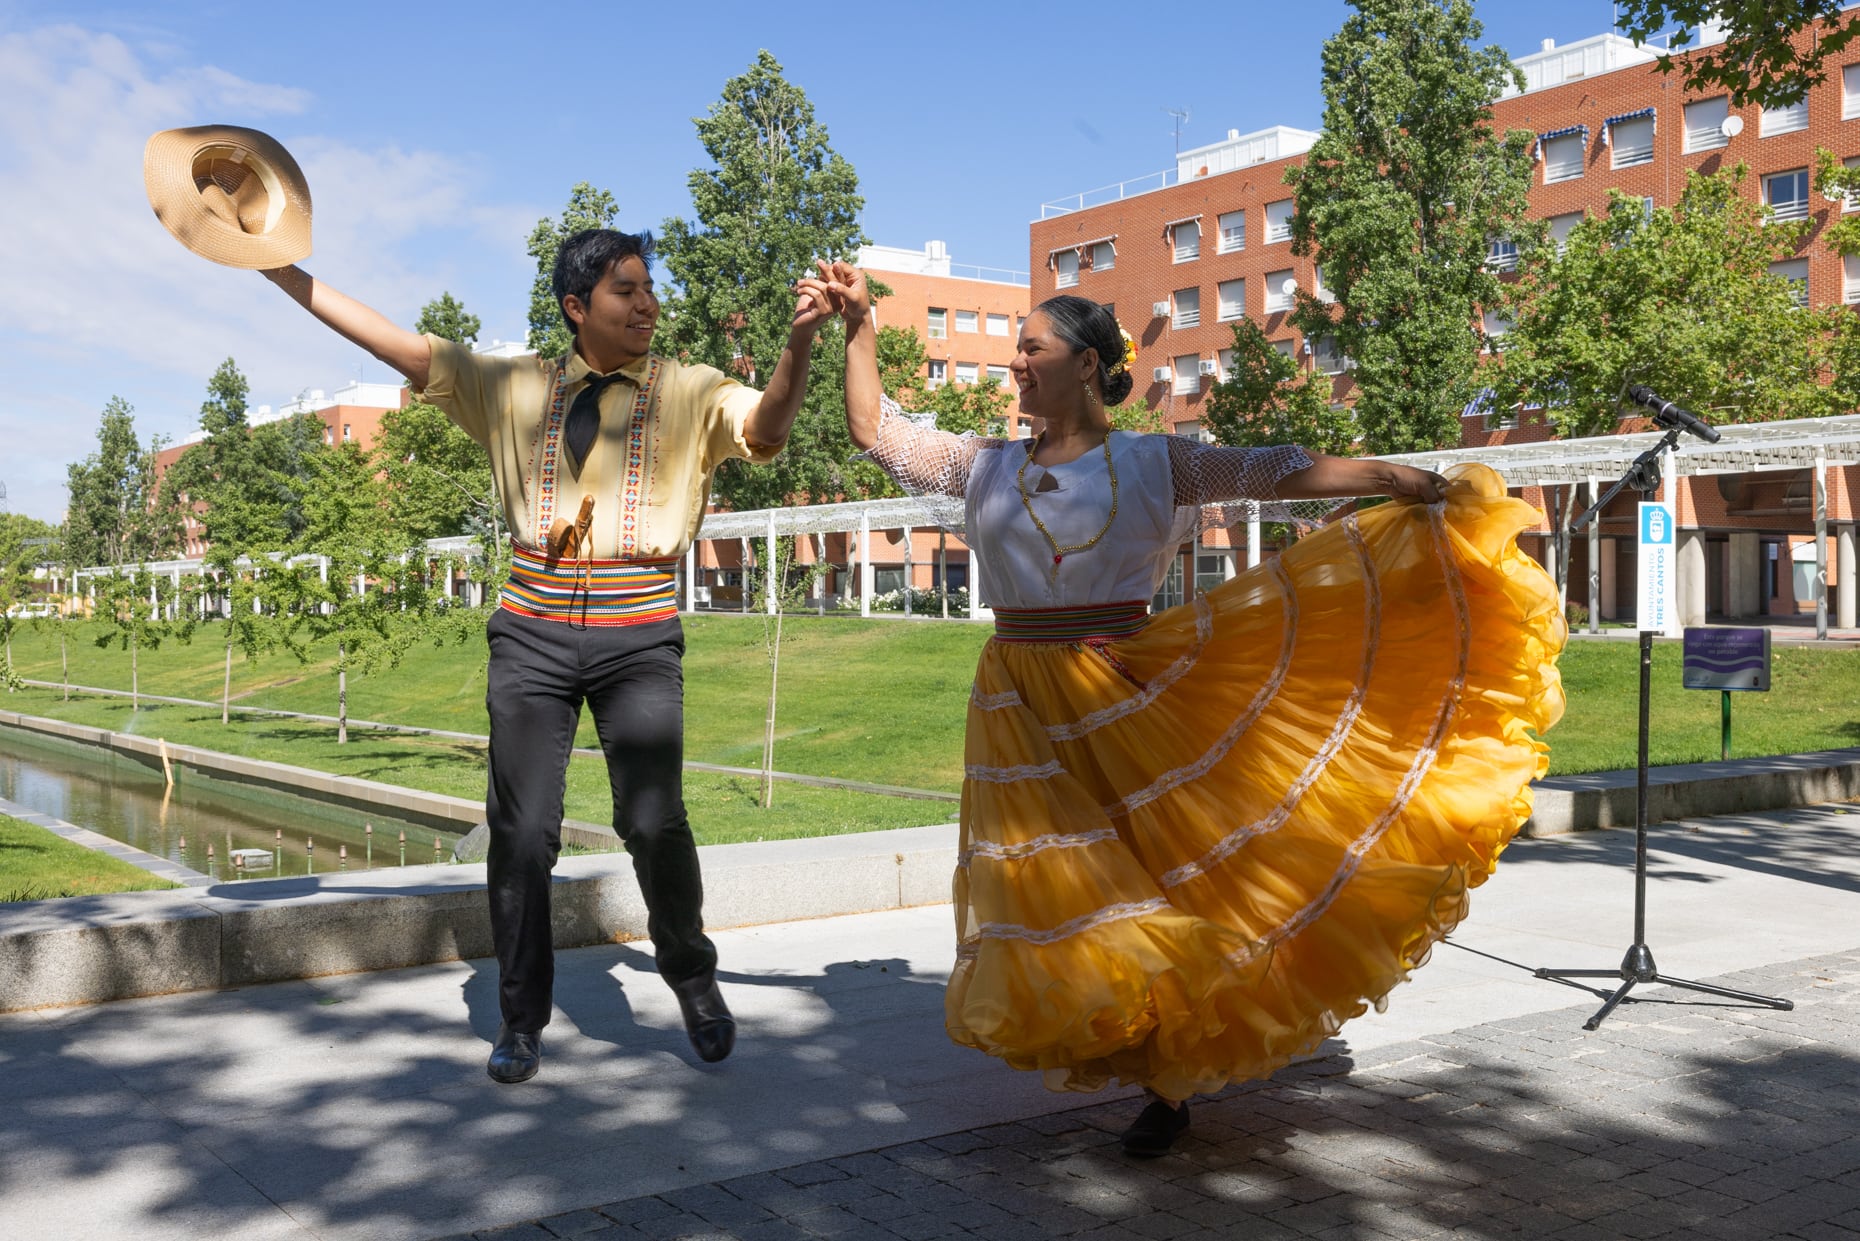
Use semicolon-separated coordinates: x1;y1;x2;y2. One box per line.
262;229;829;1081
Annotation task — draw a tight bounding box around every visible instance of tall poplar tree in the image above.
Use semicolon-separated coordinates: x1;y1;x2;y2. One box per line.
658;51;867;512
525;183;619;361
1286;0;1536;454
63;396;172;567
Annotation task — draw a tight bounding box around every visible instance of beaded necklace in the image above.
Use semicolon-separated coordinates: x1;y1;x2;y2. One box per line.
1016;433;1118;567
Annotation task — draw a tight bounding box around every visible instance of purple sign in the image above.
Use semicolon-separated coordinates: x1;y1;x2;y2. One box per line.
1682;627;1770;691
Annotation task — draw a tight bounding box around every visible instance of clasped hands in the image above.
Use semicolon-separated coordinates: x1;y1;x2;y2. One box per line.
791;259;868;332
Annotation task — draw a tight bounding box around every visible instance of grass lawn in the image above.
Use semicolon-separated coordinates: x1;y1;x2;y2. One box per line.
5;615;1860;811
0;812;180;902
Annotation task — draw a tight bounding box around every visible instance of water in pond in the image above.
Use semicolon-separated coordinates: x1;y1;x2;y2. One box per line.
0;725;459;882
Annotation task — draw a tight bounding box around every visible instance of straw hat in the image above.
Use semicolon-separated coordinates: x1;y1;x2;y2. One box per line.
143;125;312;269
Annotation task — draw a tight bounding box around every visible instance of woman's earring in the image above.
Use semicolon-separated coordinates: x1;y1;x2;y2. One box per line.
1081;378;1099;406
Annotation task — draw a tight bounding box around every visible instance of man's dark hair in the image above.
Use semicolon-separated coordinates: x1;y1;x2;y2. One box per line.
552;229;656;335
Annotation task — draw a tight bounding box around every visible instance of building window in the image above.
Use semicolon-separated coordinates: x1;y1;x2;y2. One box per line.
1218;210;1245;253
1684;96;1730;152
1846;64;1860;120
1481;309;1510;349
1765;168;1810;222
1610;115;1655;168
323;427;333;446
1548;211;1583;254
1271;339;1296;359
1264;199;1294;244
1054;249;1079;288
1090;241;1115;271
1313;336;1345;374
1217;348;1235;381
1846;155;1860;211
1314;264;1335;303
986;364;1009;385
1265;270;1295;313
1486;237;1519;272
341;423;352;442
1542;133;1585;183
955;361;978;384
1769;258;1809;306
1217;278;1246;321
926;359;946;388
1761;99;1809;136
1173;354;1199;395
1844;255;1860;303
985;312;1009;336
955;309;979;334
927;308;947;339
1173;219;1201;262
1172;287;1201;328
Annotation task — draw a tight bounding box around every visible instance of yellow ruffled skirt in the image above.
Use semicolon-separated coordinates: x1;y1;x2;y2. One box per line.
948;464;1567;1101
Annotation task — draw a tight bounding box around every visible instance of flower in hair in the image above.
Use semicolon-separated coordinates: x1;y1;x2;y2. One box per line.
1107;326;1137;378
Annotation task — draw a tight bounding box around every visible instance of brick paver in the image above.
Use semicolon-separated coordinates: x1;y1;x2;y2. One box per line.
442;948;1860;1241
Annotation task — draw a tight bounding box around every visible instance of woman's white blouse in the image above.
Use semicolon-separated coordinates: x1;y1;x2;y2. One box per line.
867;397;1313;609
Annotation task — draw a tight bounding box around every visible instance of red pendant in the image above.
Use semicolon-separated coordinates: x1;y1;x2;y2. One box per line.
1053;553;1064;566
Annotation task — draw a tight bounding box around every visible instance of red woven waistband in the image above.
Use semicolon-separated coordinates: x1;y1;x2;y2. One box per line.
991;601;1151;644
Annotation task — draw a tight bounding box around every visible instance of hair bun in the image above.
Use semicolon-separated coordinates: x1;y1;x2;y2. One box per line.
1103;370;1134;407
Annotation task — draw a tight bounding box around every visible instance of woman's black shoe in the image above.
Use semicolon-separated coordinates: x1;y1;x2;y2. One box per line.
1119;1099;1190;1156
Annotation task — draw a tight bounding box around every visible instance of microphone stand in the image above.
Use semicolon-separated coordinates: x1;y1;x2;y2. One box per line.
1532;424;1793;1029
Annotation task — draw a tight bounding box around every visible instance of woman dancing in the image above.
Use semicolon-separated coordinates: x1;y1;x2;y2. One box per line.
811;262;1565;1156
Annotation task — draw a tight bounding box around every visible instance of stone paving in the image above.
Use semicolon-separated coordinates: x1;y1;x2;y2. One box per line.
439;949;1860;1241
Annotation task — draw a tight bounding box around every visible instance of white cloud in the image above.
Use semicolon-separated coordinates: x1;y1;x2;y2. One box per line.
0;23;536;522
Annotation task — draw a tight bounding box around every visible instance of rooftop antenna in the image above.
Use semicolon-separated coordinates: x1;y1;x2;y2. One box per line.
1164;107;1191;155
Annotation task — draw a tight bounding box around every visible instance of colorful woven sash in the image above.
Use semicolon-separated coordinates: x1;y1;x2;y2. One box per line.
500;544;678;626
991;601;1151;645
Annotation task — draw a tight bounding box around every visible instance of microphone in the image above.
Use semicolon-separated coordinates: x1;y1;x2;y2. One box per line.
1626;384;1720;443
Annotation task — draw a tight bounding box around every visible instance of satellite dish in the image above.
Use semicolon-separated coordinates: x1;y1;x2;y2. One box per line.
1280;277;1298;296
1720;115;1744;138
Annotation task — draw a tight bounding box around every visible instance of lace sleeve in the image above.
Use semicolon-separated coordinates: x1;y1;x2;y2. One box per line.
867;395;1005;499
1166;436;1316;507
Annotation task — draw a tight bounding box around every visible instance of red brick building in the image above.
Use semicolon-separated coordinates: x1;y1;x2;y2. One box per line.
1024;22;1860;627
155;380;408;557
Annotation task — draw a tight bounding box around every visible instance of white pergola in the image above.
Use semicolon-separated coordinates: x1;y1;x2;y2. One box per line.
55;415;1860;634
1383;414;1860;638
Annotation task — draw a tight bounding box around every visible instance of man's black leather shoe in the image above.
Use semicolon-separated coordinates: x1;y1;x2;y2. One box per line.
671;974;736;1063
487;1023;543;1083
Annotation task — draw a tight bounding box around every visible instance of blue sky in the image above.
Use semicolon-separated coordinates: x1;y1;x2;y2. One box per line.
0;0;1627;523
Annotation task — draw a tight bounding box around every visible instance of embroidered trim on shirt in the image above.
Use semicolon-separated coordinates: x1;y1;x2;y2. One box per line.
617;359;660;558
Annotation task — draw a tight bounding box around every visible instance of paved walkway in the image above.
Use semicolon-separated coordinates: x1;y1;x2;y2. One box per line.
4;803;1860;1241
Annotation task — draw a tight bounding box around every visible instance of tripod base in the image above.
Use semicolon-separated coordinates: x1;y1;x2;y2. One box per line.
1535;943;1794;1031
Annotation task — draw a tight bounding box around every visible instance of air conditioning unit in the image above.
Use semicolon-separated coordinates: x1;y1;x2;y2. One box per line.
1197;359;1219;376
1152;366;1173;383
1151;300;1172;317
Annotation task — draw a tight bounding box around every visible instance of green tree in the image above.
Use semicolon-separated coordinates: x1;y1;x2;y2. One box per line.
526;183;620;361
1110;398;1169;435
658;51;867;512
1493;169;1852;438
1205;320;1359;456
199;543;307;725
416;292;481;347
379;293;499;541
1285;0;1536;454
63;397;173;568
89;565;193;712
1615;1;1859;107
162;359;296;552
0;513;56;690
